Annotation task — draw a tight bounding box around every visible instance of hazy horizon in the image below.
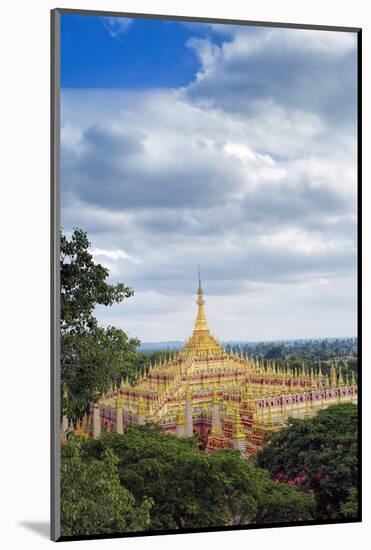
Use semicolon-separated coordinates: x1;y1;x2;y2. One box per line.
139;335;357;345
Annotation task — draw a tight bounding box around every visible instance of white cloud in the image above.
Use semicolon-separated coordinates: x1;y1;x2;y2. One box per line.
186;26;357;131
91;247;140;262
61;24;357;342
102;17;132;39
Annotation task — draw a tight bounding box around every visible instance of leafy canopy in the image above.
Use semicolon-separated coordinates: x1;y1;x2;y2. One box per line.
61;437;152;536
256;403;358;520
60;229;139;420
81;425;314;531
61;228;133;333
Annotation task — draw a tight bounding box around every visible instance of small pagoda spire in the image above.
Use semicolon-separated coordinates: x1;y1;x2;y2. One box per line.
233;405;245;439
338;367;344;387
82;414;88;430
330;361;337;387
138;396;146;415
310;368;317;388
351;371;356;386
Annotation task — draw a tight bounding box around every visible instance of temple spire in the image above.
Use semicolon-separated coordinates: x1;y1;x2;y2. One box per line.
195;268;208;331
185;269;222;354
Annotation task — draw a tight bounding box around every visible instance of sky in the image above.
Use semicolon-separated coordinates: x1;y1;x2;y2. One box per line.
60;13;358;343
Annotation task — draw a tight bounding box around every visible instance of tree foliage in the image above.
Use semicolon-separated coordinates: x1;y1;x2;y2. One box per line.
62;326;140;420
256;404;358;520
80;426;314;531
61;228;133;333
60;229;139;420
226;339;358;373
340;488;358;518
61;437;152;536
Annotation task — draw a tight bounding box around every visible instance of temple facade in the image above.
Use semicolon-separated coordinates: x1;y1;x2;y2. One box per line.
66;277;358;456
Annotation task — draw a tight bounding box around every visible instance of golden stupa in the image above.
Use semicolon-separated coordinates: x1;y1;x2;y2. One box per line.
63;275;358;456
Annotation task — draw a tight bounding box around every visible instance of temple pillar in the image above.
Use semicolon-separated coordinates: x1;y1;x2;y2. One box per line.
234;437;246;454
137;397;146;425
185;398;193;437
211;397;221;434
176;405;186;437
176;423;186;437
233;406;246;455
116;402;123;434
92;404;101;439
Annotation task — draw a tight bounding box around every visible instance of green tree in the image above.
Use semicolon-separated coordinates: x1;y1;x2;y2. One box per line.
62;326;140;421
340;488;358;518
265;345;284;360
254;469;314;523
61;437;152;536
81;426;314;530
61;228;133;333
256;403;358;520
60;229;139;421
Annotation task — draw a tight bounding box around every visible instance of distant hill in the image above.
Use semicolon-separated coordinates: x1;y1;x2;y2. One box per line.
139;337;357;353
139;341;184;352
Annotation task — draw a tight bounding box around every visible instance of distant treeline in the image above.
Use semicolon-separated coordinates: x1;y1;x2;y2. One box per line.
225;337;357;361
224;338;358;375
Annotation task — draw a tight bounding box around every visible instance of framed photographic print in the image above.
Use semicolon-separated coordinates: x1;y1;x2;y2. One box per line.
51;8;361;542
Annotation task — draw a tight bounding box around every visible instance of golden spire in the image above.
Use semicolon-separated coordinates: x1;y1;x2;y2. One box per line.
194;267;207;330
63;383;68;401
310;368;317;388
330;361;337;388
233;406;245;440
338;367;344;387
185;270;222;354
138;396;146;415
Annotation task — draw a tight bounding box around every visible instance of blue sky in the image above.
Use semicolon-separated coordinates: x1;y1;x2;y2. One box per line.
60;14;358;342
61;14;228;88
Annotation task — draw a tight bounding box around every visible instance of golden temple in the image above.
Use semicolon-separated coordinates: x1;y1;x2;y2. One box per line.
65;276;358;456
